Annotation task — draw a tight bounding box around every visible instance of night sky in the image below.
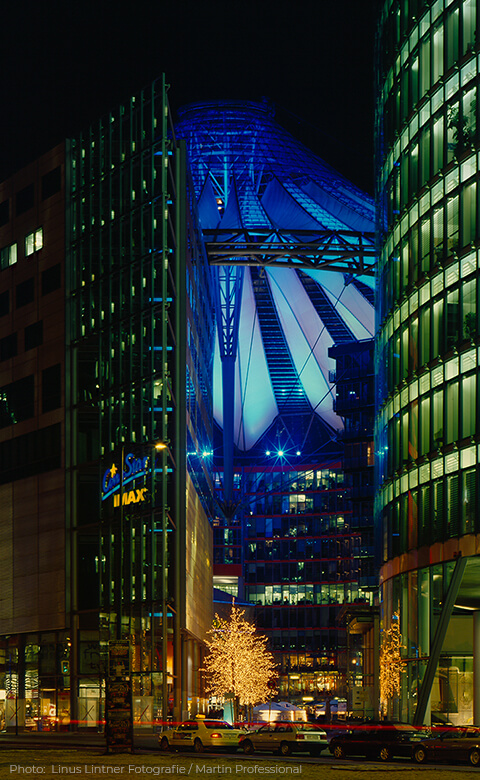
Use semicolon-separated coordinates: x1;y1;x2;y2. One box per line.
1;0;379;193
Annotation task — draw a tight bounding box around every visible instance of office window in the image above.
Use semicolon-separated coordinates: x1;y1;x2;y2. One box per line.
446;381;459;443
0;375;34;428
25;228;43;256
420;36;431;95
0;243;17;270
41;263;61;295
446;8;459;71
432;24;444;84
462;278;477;339
0;199;9;227
42;363;61;412
462;182;476;247
462;374;476;437
463;0;476;55
446;289;460;348
0;333;17;361
433;389;444;448
41;166;61;200
16;183;34;215
432;299;444;356
447;196;459;253
420;125;431;186
433;117;444;174
0;423;61;484
462;468;476;535
420;396;430;456
16;278;34;307
24;321;43;351
0;291;8;317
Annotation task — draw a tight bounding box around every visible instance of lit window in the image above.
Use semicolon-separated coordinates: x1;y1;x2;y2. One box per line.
0;243;17;270
25;228;43;257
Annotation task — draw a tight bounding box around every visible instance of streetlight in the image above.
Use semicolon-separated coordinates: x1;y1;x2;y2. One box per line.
151;440;171;726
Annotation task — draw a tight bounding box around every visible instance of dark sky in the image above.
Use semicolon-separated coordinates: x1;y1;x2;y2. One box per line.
1;0;378;193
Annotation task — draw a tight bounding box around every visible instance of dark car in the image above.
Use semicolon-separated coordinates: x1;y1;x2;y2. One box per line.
412;726;480;767
329;721;422;761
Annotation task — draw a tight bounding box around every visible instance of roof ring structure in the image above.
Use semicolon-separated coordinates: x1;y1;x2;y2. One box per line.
175;101;376;474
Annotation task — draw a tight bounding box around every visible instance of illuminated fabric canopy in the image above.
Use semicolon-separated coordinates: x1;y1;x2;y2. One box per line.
175;102;375;453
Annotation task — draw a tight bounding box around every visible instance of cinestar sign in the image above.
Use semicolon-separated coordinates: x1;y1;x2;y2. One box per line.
101;453;150;503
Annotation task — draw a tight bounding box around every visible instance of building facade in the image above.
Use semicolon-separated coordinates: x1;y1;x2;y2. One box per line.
0;78;215;731
0;144;66;730
376;0;480;724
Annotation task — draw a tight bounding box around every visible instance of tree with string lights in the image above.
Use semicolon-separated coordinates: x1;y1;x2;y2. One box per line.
379;611;406;716
202;602;277;721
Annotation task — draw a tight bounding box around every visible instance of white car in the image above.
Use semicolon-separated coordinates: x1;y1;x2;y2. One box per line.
159;719;245;753
240;722;328;756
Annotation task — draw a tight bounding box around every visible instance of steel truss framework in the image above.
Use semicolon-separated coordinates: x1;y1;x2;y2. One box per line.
175;102;376;501
204;228;376;275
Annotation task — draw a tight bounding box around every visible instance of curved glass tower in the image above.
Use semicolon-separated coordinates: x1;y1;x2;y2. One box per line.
376;0;480;724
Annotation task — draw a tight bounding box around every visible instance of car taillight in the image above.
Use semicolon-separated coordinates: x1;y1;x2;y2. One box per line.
211;733;222;738
296;734;305;740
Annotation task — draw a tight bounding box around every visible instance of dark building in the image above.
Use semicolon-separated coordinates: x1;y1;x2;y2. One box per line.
0;144;66;730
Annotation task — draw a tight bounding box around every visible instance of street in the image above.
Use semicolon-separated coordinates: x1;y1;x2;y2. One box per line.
0;740;477;780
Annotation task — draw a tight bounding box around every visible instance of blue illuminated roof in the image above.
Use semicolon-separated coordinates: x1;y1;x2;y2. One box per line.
175;101;375;451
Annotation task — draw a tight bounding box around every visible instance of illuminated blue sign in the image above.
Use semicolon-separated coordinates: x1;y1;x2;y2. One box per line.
102;453;150;502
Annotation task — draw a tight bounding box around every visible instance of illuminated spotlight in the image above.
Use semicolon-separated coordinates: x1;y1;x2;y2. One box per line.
277;450;284;457
296;451;301;456
202;450;211;457
265;450;271;455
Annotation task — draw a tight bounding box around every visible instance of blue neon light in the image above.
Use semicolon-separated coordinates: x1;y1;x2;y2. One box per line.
102;453;150;501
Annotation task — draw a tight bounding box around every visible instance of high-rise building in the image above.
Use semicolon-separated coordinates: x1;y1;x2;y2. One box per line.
0;78;214;731
376;0;480;724
0;143;67;731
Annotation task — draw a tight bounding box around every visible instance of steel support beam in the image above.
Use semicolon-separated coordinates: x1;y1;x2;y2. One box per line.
204;228;376;275
212;266;244;504
412;555;467;726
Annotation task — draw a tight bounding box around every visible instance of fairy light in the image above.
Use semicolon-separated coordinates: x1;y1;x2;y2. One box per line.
202;601;277;720
379;611;406;714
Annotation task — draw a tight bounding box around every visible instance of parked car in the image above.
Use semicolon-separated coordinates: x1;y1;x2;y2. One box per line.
159;719;245;753
239;722;328;756
329;721;422;761
412;726;480;766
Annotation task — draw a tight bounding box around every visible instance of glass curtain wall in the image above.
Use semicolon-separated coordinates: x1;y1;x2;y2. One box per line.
67;77;182;727
376;0;480;723
214;463;373;707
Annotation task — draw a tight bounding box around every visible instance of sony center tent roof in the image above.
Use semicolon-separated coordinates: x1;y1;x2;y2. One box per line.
175;101;375;455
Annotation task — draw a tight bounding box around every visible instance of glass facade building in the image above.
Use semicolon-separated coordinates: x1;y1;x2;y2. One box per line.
376;0;480;724
67;77;215;726
0;77;215;732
